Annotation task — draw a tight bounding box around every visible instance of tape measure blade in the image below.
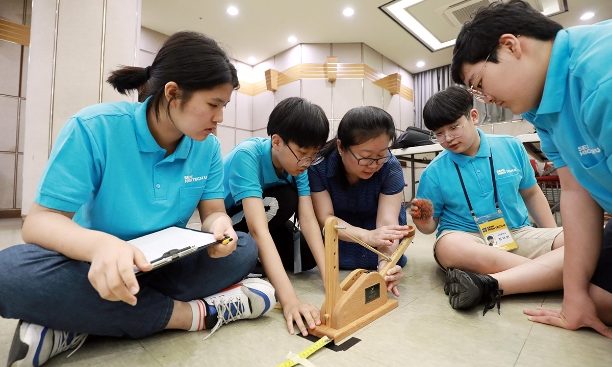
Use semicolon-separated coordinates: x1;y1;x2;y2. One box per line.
298;336;331;358
275;336;331;367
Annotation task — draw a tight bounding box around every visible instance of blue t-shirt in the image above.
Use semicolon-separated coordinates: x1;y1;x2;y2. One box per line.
223;137;310;210
523;20;612;213
417;130;537;237
308;150;406;269
36;98;224;241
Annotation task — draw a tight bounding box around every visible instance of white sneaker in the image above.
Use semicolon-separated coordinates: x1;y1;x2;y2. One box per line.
7;321;87;366
203;278;276;338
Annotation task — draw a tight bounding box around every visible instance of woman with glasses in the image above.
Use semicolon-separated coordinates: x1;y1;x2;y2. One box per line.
309;106;413;297
412;86;564;316
223;97;329;337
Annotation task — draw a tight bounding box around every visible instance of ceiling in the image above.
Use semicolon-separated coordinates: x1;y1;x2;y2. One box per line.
142;0;611;74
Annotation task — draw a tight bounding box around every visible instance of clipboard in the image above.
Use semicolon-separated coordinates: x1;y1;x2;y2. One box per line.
128;226;230;274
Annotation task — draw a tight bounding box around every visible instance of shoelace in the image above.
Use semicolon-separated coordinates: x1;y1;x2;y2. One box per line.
203;296;246;340
482;288;503;316
51;329;87;359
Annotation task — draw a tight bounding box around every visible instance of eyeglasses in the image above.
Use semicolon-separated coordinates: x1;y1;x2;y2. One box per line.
468;51;492;103
285;143;323;168
430;119;466;144
347;148;391;166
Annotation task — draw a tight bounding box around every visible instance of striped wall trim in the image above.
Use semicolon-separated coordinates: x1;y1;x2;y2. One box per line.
374;73;401;95
238;61;414;101
265;69;279;91
400;85;414;101
238;80;267;96
326;56;338;82
0;19;30;46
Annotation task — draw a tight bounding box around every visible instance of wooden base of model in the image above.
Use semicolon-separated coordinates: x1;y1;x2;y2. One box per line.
310;217;415;344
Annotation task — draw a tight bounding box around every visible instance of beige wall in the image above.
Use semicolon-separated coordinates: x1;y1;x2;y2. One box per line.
20;0;141;215
245;43;415;145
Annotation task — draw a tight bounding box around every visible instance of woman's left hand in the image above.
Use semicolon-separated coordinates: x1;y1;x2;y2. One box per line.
378;262;403;297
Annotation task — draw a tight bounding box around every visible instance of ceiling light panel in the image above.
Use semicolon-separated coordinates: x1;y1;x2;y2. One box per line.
380;0;568;52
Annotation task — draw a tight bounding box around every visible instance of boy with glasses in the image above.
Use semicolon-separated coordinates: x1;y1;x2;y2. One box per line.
450;0;611;337
410;86;564;315
223;97;329;336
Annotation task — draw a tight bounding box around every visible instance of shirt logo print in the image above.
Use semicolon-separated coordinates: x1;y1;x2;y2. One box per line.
578;145;601;156
184;175;206;183
496;168;519;176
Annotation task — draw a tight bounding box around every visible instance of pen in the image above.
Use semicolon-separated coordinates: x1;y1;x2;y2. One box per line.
220;237;232;245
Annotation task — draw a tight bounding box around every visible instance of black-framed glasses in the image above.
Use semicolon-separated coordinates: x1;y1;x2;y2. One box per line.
429;119;466;144
285;143;323;168
468;51;492;103
347;148;391;167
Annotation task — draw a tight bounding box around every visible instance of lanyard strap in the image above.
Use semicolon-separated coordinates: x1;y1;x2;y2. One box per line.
453;153;499;217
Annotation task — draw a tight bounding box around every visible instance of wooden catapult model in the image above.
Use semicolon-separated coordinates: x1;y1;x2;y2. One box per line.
310;217;416;344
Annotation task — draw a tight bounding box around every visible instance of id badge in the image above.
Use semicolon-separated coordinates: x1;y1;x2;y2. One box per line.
474;212;518;252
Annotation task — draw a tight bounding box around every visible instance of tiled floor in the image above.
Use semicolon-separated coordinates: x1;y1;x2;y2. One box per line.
1;217;610;366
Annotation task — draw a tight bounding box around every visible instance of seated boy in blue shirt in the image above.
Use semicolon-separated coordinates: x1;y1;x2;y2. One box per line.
450;0;612;336
411;86;564;315
223;97;329;336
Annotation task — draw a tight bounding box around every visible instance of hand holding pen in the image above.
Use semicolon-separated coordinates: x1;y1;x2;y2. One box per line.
206;216;239;258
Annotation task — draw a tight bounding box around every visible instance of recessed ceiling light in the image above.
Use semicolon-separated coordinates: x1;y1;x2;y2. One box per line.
343;7;355;17
288;35;297;44
226;6;239;16
381;0;567;52
248;56;256;64
416;60;426;68
580;11;595;21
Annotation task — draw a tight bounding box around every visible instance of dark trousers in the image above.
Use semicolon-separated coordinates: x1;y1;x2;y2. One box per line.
0;232;257;338
592;218;612;293
230;185;317;272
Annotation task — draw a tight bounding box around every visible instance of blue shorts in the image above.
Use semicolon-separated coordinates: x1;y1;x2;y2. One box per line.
591;219;612;293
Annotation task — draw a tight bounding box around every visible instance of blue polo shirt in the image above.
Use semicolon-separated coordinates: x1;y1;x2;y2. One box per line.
37;98;224;241
417;130;537;236
308;150;407;269
223;137;310;210
523;20;612;213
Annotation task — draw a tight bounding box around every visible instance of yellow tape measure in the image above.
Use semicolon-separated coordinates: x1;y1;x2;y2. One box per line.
276;336;332;367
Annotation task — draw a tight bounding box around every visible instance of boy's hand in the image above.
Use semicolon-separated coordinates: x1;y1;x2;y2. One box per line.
410;198;433;221
524;291;612;339
282;299;321;336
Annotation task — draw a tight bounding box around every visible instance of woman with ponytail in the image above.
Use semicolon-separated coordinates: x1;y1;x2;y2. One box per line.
1;31;275;367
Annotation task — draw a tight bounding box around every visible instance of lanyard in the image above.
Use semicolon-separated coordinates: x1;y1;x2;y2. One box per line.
453;153;499;218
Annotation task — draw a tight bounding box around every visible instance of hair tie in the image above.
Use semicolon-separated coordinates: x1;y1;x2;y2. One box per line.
144;66;151;79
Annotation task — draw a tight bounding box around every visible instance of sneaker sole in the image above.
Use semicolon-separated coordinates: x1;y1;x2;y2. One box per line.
443;269;457;295
448;270;481;310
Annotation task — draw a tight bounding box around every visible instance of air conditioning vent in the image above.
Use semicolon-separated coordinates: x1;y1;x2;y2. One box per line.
443;0;494;27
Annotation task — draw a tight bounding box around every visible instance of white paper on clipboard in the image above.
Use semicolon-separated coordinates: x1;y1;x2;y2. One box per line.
128;226;219;273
